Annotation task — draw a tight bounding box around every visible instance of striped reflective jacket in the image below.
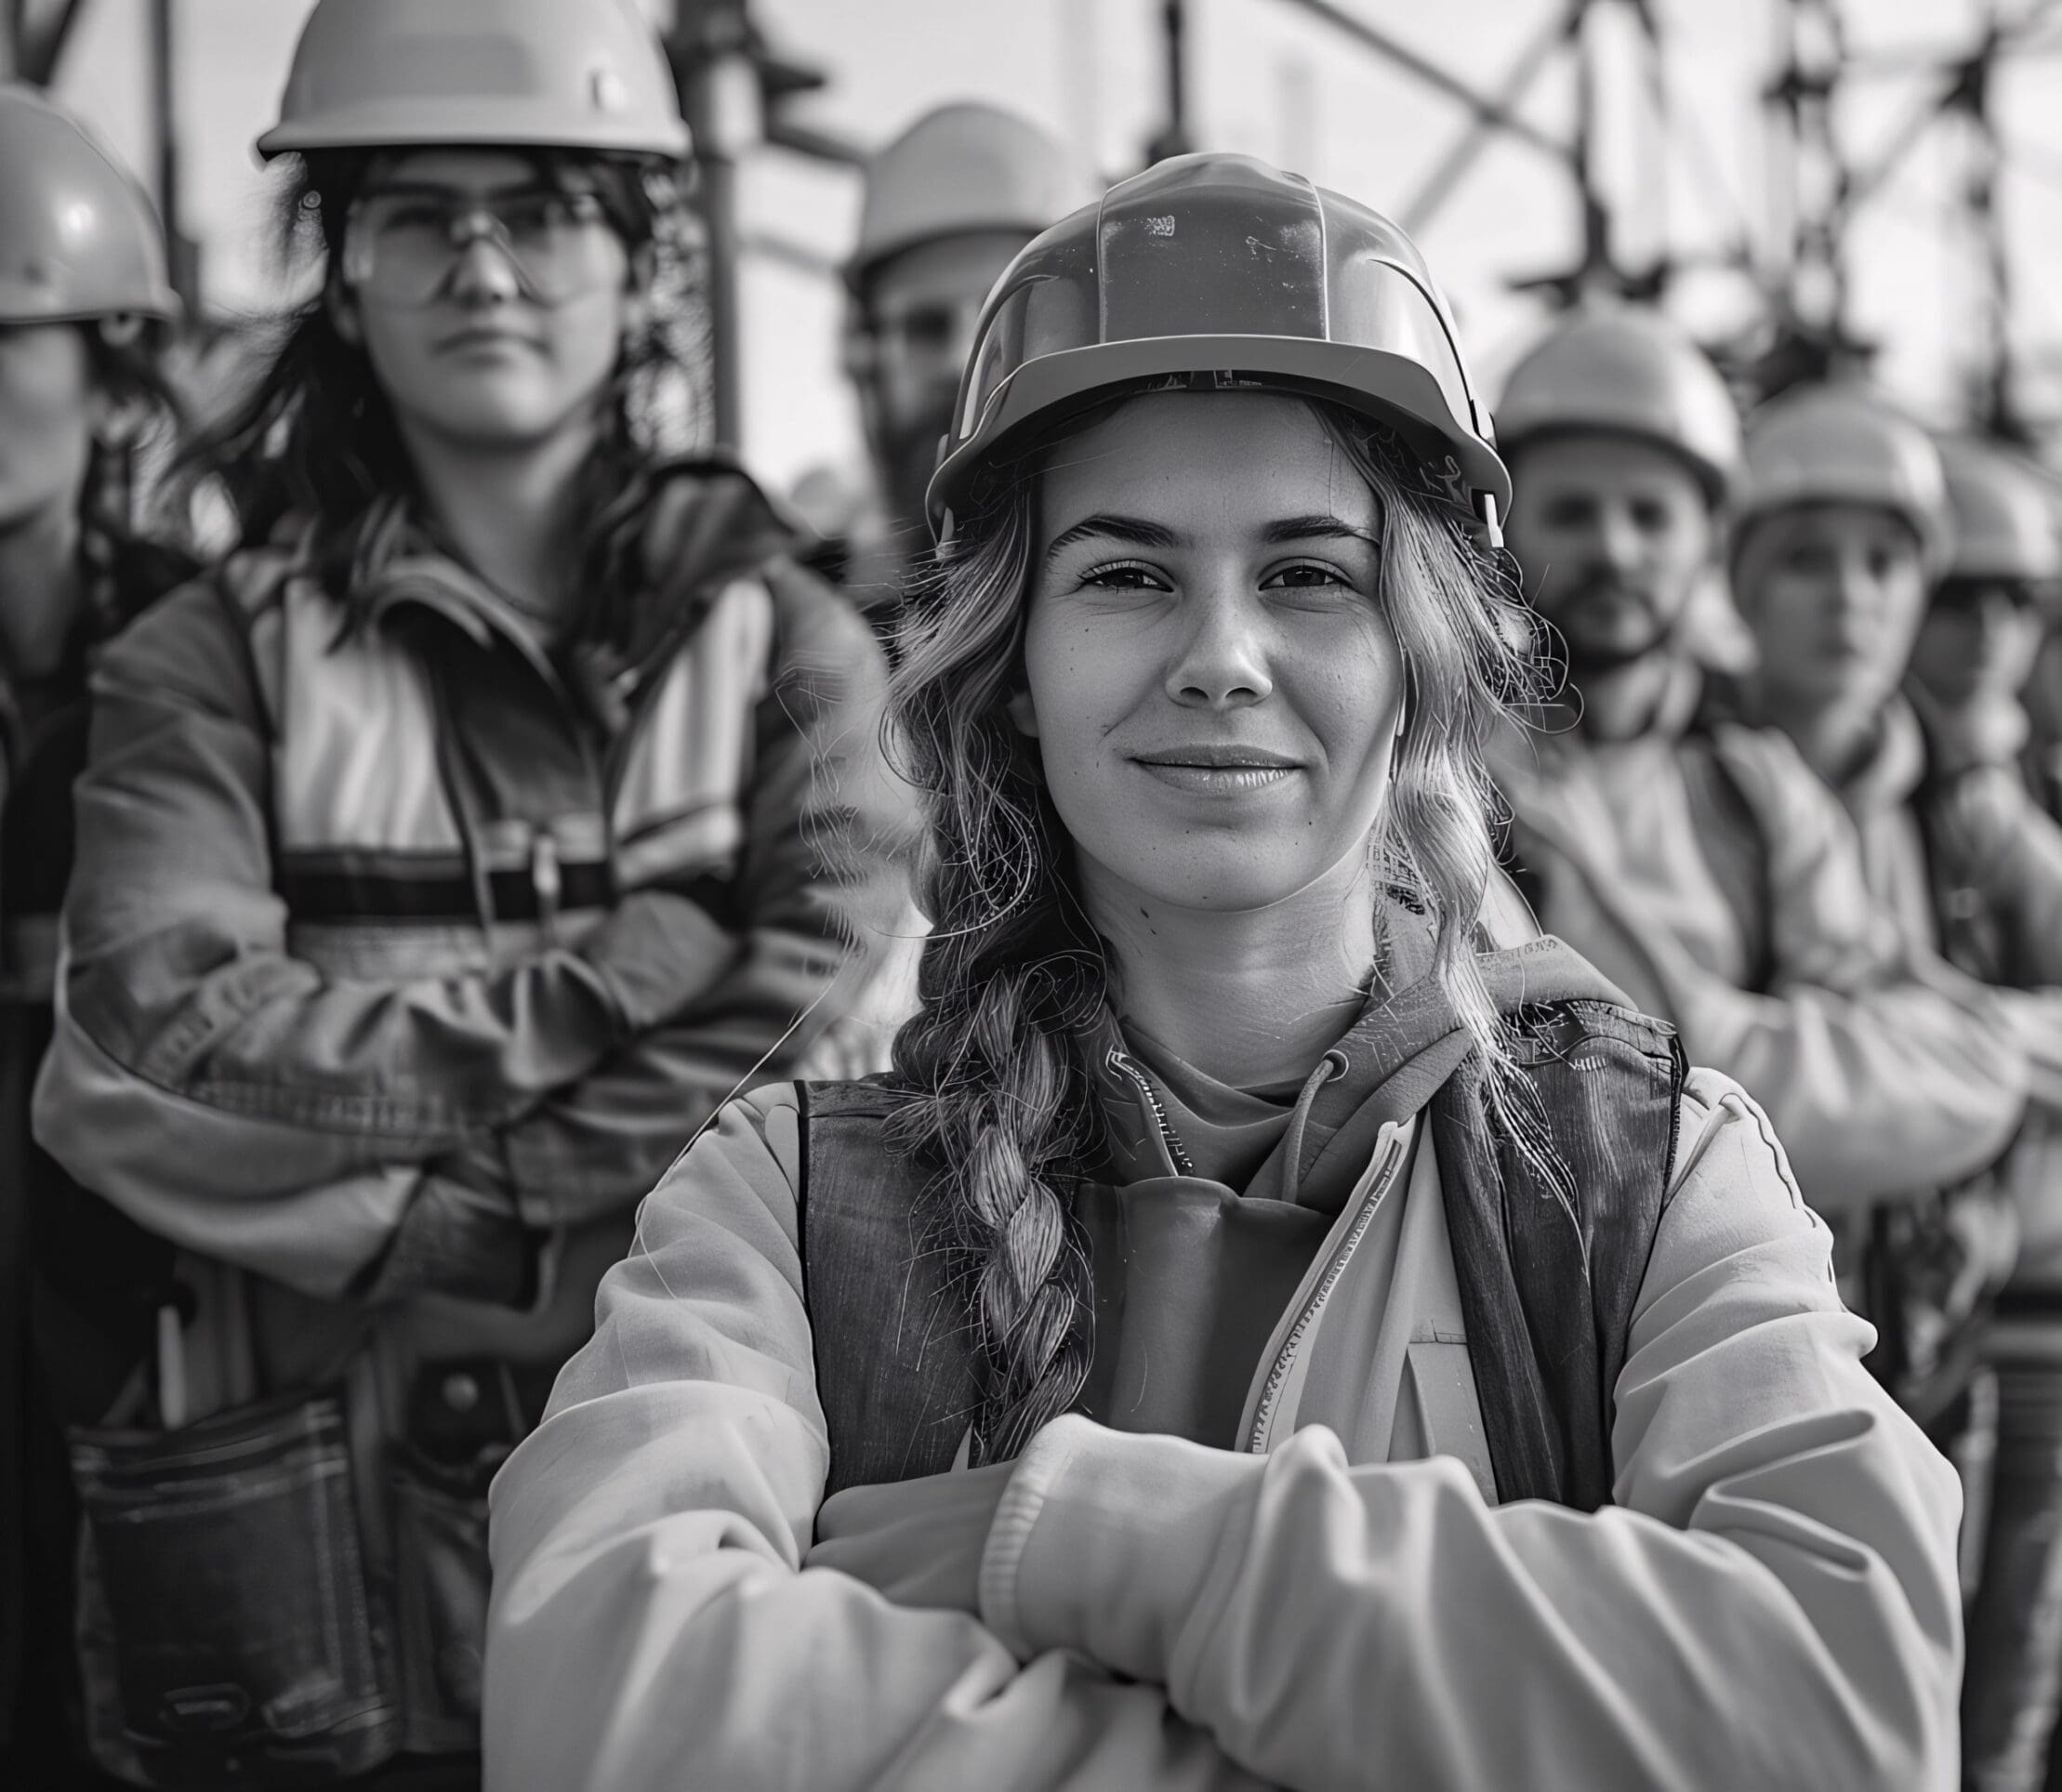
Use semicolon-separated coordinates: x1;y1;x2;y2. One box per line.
33;462;908;1397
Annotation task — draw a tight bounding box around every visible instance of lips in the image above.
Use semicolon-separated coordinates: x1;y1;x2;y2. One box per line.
435;328;540;354
1130;744;1302;770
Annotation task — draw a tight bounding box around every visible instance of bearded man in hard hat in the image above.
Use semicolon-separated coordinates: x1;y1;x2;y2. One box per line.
1729;416;2062;1791
1493;309;2027;1273
809;102;1084;614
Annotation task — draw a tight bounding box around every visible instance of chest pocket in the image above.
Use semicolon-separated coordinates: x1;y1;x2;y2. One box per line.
1403;1338;1497;1504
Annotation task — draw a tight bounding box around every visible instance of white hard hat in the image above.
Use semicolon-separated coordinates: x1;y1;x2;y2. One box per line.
258;0;690;163
1497;305;1741;504
849;102;1084;286
1736;384;1951;574
1937;438;2061;584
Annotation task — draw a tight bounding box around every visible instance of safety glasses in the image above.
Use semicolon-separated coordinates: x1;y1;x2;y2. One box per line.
340;186;622;308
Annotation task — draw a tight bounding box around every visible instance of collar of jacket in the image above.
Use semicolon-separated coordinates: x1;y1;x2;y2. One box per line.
1832;694;1928;814
331;456;801;682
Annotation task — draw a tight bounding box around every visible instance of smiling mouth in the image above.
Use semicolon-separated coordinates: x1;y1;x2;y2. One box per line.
1131;745;1302;770
1130;747;1302;793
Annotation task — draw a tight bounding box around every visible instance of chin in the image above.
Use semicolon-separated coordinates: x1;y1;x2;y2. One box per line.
1121;855;1329;916
411;392;587;451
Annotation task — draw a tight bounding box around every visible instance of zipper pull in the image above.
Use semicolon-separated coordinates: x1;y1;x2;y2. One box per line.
531;831;562;938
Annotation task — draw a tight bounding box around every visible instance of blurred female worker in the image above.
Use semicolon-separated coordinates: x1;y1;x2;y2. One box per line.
1731;407;2062;1792
485;153;1962;1791
0;85;195;1781
30;1;901;1785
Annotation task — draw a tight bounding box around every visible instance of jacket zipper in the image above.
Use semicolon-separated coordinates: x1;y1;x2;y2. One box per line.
1104;1048;1197;1177
1246;1122;1412;1454
531;832;562;938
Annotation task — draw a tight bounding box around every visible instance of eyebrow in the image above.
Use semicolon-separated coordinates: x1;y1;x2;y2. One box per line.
1261;515;1381;547
1040;511;1376;567
1041;514;1183;567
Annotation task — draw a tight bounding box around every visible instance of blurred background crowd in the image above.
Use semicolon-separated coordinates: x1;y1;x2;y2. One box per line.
7;0;2062;1788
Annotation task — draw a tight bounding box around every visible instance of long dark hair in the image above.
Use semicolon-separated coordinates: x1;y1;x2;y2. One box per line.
885;397;1546;1463
181;148;708;653
73;322;195;638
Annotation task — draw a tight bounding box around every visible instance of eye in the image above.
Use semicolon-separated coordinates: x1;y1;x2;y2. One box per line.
1077;560;1170;593
1629;498;1672;534
1260;561;1353;591
1542;496;1595;529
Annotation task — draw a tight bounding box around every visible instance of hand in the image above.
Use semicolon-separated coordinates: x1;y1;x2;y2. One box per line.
805;1458;1020;1616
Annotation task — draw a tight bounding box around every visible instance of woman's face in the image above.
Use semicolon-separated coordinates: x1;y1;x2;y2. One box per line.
0;323;99;534
1013;391;1404;919
1909;580;2048;712
1737;504;1928;714
337;150;639;453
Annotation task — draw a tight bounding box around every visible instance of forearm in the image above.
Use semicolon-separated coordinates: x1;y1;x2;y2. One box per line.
499;919;851;1224
486;1385;1253;1792
985;1411;1954;1792
39;890;733;1216
1676;974;2027;1207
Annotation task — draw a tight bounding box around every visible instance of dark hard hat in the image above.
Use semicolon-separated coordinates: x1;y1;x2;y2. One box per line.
926;152;1508;544
0;85;178;325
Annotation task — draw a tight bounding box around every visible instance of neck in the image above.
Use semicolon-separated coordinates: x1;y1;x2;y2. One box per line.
398;417;596;639
1564;650;1679;743
0;501;86;682
1090;860;1378;1088
1758;683;1880;786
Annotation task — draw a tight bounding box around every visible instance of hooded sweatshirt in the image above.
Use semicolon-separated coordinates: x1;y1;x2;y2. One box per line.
1076;922;1623;1452
484;934;1962;1791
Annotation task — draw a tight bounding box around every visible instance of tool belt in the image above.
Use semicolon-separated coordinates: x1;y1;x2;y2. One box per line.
64;1321;542;1789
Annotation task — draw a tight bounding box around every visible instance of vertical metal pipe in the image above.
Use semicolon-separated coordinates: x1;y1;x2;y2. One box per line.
680;59;743;451
1147;0;1190;163
150;0;196;301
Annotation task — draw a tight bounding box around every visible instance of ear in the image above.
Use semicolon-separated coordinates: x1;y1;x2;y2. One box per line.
1006;687;1041;739
325;279;363;346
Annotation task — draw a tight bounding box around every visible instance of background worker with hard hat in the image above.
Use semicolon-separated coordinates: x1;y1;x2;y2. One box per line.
1492;308;2027;1238
0;84;195;1787
810;100;1085;613
485;152;1959;1792
1732;419;2062;1792
27;3;903;1786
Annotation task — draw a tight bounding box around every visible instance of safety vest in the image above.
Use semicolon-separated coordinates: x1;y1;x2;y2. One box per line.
800;999;1686;1510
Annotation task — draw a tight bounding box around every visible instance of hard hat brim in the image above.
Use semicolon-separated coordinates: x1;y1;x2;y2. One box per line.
0;280;180;325
1499;419;1734;509
929;333;1511;532
256;103;691;164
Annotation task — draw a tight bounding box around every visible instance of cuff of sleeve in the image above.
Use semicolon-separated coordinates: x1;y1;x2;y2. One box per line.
976;1413;1265;1681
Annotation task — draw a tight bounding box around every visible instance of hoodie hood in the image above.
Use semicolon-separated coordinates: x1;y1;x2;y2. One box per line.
1093;914;1630;1212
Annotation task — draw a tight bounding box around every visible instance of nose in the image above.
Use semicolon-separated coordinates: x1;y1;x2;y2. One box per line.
1831;553;1879;622
447;233;522;305
1165;584;1274;710
1592;501;1643;574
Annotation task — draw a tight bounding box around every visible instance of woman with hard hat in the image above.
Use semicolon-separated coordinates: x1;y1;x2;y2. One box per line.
29;2;902;1785
486;153;1960;1790
0;84;196;1782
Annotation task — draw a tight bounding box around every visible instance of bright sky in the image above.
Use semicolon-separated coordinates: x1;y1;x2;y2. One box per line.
47;0;2062;490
